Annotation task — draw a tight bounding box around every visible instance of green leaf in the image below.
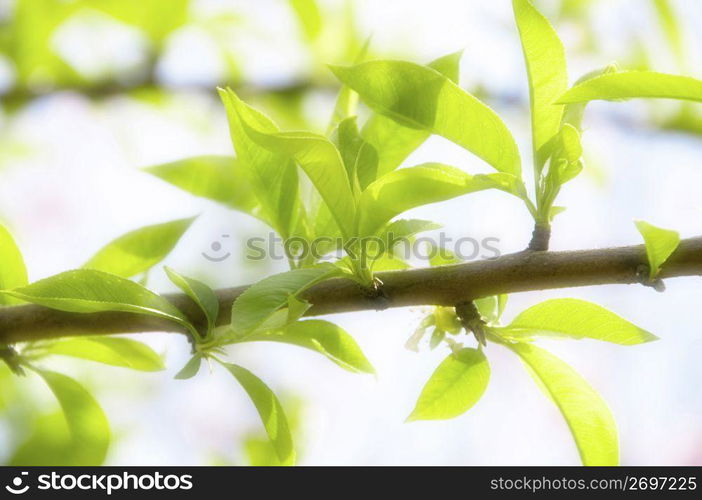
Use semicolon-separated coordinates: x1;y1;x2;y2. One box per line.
219;88;301;239
221;362;295;465
83;217;196;278
652;0;685;67
407;348;490;421
496;298;657;345
360;52;463;178
513;0;568;169
358;163;518;236
331;60;521;176
635;220;681;280
144;156;260;214
334;116;378;191
41;337;164;371
475;294;508;324
506;342;619;465
230;265;340;337
223;89;355;238
557;71;702;104
175;355;202;380
238;319;375;374
288;0;321;41
1;269;195;335
165;267;219;334
0;223;28;305
11;370;110;466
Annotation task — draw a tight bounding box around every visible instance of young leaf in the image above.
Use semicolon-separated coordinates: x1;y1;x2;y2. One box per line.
11;370;110;466
223;87;354;237
331;60;521;176
0;223;28;305
495;298;657;345
219;88;301;239
334;116;378;191
1;270;195;335
288;0;321;41
165;267;219;334
230;265;340;337
635;220;681;280
407;348;490;421
175;355;202;380
513;0;568;169
474;294;508;324
144;156;260;215
41;337;164;371
360;51;463;178
557;71;702;104
83;217;196;278
507;342;619;465
358;163;518;236
221;362;295;465
236;319;375;374
240;128;356;239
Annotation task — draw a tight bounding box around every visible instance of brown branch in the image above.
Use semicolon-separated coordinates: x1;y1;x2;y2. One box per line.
1;236;701;344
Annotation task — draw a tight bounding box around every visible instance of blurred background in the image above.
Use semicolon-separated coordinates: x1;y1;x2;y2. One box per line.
1;0;701;465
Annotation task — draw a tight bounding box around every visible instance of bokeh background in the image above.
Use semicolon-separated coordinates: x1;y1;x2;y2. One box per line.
1;0;701;465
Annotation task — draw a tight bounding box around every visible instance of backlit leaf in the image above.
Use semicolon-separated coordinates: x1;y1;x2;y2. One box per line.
84;217;195;278
360;51;463;178
558;71;702;104
0;223;28;305
635;220;681;279
496;298;657;345
1;270;194;335
165;266;219;334
358;163;518;236
331;60;521;176
407;348;490;421
42;337;164;371
507;342;619;465
11;370;110;466
237;319;375;374
230;265;340;337
221;362;295;465
144;156;260;215
513;0;568;169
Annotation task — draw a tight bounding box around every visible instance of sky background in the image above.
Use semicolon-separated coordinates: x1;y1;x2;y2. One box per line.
1;0;701;465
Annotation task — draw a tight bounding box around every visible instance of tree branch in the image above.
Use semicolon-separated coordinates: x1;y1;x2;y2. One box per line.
1;236;701;344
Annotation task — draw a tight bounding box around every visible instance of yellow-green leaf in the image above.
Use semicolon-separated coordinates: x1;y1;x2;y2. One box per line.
513;0;568;168
144;156;260;215
407;348;490;421
507;342;619;465
238;319;375;374
358;163;519;236
0;223;28;305
360;51;463;178
221;362;295;465
331;60;521;176
83;217;196;278
11;370;110;466
42;337;164;371
635;220;681;280
1;269;194;335
558;71;702;104
496;298;657;344
165;266;219;334
230;265;339;337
